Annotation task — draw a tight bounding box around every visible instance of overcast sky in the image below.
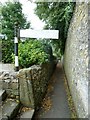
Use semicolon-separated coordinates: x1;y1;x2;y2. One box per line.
1;0;45;29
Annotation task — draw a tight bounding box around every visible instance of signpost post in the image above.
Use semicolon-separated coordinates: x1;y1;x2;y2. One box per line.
14;29;59;71
14;24;19;71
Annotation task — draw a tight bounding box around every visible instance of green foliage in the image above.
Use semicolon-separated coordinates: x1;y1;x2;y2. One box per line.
0;4;2;33
2;39;14;63
1;1;30;40
41;39;61;59
35;2;75;56
1;1;31;63
0;40;2;61
12;40;52;68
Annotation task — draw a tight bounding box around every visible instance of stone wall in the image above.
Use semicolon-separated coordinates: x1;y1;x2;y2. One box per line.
17;61;56;109
0;61;56;109
64;3;88;118
0;71;19;97
88;2;90;118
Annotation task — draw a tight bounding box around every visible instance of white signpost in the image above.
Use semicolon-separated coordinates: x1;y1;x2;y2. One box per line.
14;29;59;71
20;29;59;39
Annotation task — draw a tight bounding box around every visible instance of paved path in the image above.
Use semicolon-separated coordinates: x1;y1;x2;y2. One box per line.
88;82;90;119
34;63;71;119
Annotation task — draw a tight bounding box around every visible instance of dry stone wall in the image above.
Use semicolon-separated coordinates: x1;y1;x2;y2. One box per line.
0;61;56;109
17;61;56;109
64;3;88;118
0;71;19;97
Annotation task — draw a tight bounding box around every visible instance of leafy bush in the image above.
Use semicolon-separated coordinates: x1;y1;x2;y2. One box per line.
0;40;2;62
2;39;14;63
12;40;52;68
35;3;75;55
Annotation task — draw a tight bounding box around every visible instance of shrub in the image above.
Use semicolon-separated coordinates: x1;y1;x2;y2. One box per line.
12;40;52;68
2;39;14;63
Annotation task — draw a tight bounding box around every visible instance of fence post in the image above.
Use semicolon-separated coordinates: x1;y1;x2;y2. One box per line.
14;23;19;71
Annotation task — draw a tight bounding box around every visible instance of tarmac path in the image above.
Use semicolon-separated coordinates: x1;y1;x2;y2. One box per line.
33;63;71;119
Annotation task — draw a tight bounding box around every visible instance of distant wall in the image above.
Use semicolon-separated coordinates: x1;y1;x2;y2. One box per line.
64;3;88;118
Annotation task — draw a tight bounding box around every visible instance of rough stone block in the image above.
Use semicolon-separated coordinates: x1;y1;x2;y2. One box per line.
19;69;34;108
0;98;20;120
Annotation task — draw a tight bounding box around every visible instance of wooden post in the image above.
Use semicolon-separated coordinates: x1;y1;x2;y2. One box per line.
14;23;19;71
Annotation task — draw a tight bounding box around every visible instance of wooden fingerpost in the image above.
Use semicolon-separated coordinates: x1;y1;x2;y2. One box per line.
14;23;19;71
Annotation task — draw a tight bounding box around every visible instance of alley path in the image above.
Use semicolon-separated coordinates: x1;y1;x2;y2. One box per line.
33;63;71;119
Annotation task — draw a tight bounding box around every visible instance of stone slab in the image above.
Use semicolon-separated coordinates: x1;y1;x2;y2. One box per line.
0;98;20;120
20;109;34;119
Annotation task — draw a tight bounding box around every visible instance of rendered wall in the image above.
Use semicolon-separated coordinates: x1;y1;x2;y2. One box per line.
64;3;88;118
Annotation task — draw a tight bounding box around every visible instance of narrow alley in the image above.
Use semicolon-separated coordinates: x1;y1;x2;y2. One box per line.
33;63;71;119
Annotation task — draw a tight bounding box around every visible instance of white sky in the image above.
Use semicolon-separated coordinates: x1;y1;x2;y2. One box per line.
0;0;45;30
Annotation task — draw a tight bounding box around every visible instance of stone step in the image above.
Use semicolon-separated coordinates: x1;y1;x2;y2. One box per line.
0;89;7;101
20;109;35;119
0;98;20;120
